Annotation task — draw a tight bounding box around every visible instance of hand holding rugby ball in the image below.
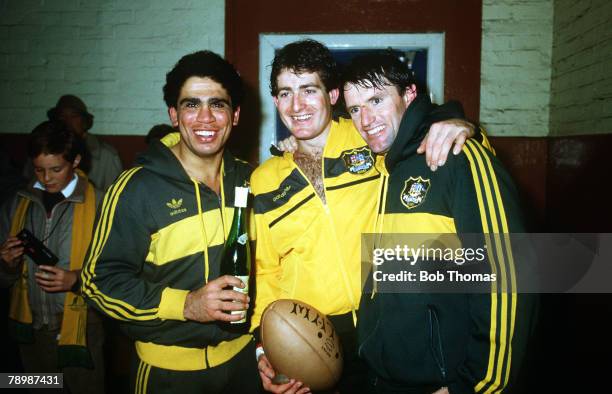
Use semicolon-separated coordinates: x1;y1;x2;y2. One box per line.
261;299;343;391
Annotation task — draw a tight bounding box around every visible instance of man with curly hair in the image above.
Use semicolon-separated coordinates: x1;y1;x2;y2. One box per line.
81;51;261;394
251;40;480;394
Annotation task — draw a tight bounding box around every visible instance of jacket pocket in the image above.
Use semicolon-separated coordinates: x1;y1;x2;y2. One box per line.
428;305;448;382
362;295;446;386
357;294;381;359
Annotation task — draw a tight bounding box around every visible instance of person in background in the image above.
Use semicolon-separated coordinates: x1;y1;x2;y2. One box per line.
23;94;123;191
0;144;26;206
0;121;105;394
0;142;27;374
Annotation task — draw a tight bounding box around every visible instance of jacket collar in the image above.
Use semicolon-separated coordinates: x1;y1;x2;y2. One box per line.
385;94;433;172
137;132;238;183
384;95;466;172
20;172;89;205
33;173;78;198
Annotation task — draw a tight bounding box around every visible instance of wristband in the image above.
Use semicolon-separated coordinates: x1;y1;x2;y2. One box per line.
255;343;265;361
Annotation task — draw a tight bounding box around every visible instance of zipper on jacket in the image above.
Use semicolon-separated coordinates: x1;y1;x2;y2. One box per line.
204;346;210;368
316;151;358;323
218;160;228;240
218;194;227;246
291;156;358;324
428;306;447;381
325;211;358;325
39;199;69;326
193;181;210;283
40;215;52;325
371;172;388;298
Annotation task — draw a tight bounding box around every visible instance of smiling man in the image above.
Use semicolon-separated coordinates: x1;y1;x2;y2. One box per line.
80;51;261;394
250;40;480;394
343;52;535;394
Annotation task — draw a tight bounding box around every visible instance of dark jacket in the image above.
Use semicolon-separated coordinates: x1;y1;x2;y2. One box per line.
358;95;536;393
81;133;253;370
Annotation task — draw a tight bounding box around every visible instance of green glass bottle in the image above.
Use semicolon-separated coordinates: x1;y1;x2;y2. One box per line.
220;186;251;325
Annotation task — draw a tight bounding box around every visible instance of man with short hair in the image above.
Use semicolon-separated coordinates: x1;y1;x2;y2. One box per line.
343;52;535;393
251;40;479;394
1;121;105;394
43;95;123;191
81;51;261;394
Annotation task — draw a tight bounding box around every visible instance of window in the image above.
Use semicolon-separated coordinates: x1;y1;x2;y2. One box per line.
258;33;445;162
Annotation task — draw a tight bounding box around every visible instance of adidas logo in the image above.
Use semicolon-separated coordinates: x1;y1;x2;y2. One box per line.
166;198;183;209
166;198;187;216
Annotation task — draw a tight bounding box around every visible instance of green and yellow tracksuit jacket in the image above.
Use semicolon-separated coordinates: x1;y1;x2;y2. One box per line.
81;133;254;371
250;118;380;328
358;95;536;393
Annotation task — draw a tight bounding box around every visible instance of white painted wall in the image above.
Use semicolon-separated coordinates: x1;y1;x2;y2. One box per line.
549;0;612;136
480;0;554;136
0;0;225;135
1;0;608;137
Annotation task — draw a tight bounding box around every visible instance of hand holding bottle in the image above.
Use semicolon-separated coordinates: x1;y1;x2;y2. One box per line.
219;186;251;325
183;275;250;323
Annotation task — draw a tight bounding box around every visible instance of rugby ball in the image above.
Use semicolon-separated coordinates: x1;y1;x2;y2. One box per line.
261;299;343;391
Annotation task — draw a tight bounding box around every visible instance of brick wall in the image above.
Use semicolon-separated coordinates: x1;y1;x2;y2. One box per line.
2;1;609;139
480;0;554;136
0;0;225;135
549;0;612;136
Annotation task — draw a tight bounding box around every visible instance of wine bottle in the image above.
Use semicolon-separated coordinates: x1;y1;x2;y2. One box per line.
220;186;251;324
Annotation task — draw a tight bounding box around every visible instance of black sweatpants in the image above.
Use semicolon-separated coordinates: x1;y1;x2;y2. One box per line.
131;338;262;394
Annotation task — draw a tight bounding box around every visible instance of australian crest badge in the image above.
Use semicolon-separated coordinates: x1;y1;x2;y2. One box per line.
401;176;431;209
342;147;374;174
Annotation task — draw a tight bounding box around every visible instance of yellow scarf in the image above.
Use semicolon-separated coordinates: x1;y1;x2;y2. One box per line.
8;177;96;368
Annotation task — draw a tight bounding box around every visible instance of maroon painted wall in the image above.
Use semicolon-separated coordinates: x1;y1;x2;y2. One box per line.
3;132;611;232
225;0;483;164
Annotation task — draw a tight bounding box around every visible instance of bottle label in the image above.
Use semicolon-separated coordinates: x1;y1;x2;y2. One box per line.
235;187;249;208
237;233;248;245
231;275;249;324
